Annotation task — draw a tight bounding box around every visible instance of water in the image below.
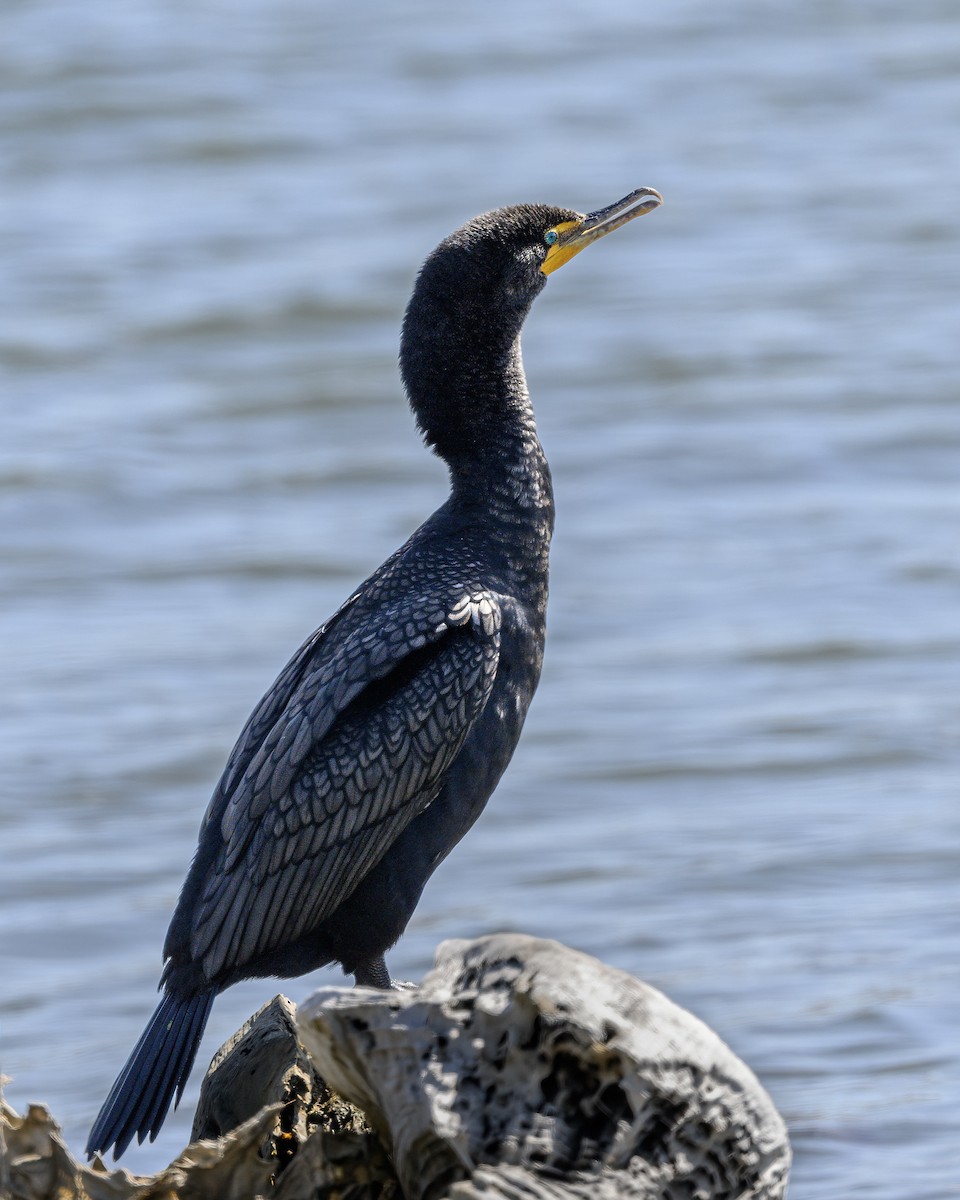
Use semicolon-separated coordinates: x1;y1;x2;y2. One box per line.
2;0;958;1193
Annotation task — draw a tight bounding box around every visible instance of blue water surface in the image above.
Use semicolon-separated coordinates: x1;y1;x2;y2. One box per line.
2;2;958;1193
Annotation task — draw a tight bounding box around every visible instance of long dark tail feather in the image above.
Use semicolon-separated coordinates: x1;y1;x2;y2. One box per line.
86;989;216;1160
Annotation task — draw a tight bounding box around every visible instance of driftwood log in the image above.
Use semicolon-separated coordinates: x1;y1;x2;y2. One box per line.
1;934;790;1199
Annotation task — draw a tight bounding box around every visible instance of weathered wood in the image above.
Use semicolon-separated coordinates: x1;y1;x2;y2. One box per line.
0;1082;10;1200
1;936;790;1199
192;994;305;1144
191;993;399;1198
1;1094;278;1200
298;934;791;1199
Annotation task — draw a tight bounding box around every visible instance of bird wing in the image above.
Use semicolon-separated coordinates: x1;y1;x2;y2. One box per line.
187;590;501;980
198;589;364;833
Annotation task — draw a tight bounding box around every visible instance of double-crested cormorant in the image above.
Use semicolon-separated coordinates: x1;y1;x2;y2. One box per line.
87;187;663;1160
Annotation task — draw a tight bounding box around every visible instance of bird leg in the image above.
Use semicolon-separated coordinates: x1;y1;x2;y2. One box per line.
353;956;415;991
353;956;392;989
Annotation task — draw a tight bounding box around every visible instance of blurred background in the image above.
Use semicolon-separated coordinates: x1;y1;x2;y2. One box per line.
2;0;958;1193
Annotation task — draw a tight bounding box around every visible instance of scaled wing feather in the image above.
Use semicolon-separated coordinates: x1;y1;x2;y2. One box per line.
189;592;500;980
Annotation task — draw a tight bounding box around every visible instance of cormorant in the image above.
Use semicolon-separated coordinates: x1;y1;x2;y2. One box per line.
86;187;663;1160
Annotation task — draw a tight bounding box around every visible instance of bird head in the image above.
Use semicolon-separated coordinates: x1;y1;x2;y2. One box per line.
408;187;664;332
400;188;663;461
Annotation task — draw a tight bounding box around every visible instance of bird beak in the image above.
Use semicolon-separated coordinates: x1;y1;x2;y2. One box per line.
541;187;664;276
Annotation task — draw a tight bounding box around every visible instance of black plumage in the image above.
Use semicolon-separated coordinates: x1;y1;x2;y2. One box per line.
87;188;662;1160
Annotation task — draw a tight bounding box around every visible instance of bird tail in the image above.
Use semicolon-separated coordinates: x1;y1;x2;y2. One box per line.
86;988;215;1160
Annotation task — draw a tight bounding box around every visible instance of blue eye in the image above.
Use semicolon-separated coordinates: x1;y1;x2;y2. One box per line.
544;229;559;245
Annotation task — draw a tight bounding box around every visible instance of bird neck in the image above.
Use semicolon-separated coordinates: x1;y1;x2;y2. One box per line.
442;338;549;491
403;328;554;594
449;411;555;608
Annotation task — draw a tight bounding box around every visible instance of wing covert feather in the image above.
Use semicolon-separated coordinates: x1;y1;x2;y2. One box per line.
189;592;500;979
200;591;362;831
